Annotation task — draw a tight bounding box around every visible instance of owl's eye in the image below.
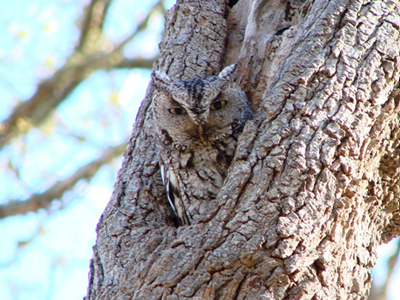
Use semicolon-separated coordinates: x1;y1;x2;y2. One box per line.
210;100;227;111
168;107;187;115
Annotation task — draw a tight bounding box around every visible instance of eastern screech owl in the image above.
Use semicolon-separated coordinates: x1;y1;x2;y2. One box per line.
152;65;253;225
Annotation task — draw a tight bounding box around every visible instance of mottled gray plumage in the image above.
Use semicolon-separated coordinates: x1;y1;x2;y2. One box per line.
152;65;253;225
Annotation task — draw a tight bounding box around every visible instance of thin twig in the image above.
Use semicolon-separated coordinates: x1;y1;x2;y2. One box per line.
0;143;126;219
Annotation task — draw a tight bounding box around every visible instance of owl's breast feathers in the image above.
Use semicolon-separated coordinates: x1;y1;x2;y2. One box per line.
161;138;235;225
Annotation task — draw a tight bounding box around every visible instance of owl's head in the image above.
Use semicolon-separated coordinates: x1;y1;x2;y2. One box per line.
152;65;251;145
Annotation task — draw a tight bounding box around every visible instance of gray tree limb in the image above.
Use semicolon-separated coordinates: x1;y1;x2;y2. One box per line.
0;143;125;219
76;0;113;52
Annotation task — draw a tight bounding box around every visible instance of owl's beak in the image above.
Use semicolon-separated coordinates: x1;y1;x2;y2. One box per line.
198;125;205;142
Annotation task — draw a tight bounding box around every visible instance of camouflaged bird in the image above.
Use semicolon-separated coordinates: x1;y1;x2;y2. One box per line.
152;65;253;225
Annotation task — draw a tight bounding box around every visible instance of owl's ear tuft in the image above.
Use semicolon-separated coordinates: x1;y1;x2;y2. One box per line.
218;64;237;89
152;70;173;93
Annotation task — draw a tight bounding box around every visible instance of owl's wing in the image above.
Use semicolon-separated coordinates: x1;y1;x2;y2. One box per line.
160;164;190;225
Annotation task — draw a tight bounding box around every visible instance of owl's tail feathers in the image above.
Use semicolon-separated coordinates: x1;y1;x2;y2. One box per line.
160;165;190;226
170;189;190;226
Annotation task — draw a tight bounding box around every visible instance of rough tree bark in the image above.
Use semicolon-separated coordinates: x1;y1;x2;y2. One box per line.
86;0;400;299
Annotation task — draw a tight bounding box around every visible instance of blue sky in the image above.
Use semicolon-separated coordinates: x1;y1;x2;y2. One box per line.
0;0;399;299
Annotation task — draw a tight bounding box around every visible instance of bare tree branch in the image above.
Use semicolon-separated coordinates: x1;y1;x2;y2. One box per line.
0;0;164;151
77;0;113;52
104;0;166;55
115;57;156;69
0;143;126;219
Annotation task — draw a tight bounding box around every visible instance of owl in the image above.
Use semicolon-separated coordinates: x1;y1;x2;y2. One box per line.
152;65;253;225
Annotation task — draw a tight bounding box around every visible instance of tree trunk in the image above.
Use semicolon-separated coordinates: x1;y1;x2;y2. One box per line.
86;0;400;299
